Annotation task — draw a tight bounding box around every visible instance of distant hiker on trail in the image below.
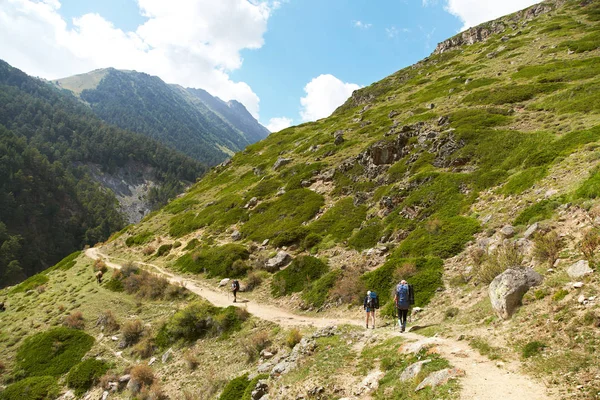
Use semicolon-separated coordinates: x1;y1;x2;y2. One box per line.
95;270;103;284
363;290;379;329
231;279;240;303
395;280;414;332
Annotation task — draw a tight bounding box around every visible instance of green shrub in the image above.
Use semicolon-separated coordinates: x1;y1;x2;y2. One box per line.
522;341;546;359
533;231;562;266
271;256;329;297
241;374;268;400
348;222;382;251
219;374;251;400
184;239;200;251
155;302;248;348
0;376;59;400
302;232;323;250
463;83;564;105
249;178;281;199
448;108;512;130
66;359;110;395
444;307;459;319
361;257;443;307
501;167;548;195
556;31;600;53
162;197;199;214
576;167;600;199
155;244;173;257
301;270;341;308
514;199;561;225
174;244;249;278
15;327;94;377
535;81;600;114
271;226;309;248
125;231;154;247
286;328;303;349
512;57;600;82
104;278;124;292
397;216;480;259
173;241;182;248
308;197;367;241
553;289;568;302
474;243;523;284
10;274;49;294
241;189;324;241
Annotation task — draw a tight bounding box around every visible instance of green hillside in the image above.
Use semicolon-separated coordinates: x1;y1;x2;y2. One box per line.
56;69;270;165
0;60;205;287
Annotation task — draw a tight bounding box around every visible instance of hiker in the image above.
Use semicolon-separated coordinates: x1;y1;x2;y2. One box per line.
394;280;413;332
95;270;103;284
363;290;379;329
231;279;240;303
0;301;5;312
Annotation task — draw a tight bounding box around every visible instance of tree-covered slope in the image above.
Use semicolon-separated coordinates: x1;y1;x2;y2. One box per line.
56;69;269;165
0;60;205;287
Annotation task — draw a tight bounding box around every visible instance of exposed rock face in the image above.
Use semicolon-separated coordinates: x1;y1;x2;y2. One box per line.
400;359;432;381
251;380;269;400
265;251;291;271
231;230;242;241
415;368;465;391
567;260;593;279
500;225;515;238
433;1;555;54
273;157;292;170
489;268;543;319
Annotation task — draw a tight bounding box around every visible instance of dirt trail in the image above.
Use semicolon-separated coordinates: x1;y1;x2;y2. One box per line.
85;247;556;400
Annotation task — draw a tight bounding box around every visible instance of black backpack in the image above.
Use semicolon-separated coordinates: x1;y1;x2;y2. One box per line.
367;292;379;309
408;284;415;305
232;280;240;291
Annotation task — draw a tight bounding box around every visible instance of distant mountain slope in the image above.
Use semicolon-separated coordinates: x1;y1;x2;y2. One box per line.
56;69;269;165
0;60;205;287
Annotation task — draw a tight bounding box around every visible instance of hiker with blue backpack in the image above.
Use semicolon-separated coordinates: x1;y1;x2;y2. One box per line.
394;280;414;332
363;290;379;329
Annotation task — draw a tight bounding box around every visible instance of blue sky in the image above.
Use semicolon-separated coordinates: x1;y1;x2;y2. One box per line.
0;0;540;131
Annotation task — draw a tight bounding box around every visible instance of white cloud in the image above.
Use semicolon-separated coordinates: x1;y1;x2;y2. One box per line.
266;117;292;132
444;0;541;31
0;0;279;118
353;20;372;29
386;26;399;38
300;74;360;122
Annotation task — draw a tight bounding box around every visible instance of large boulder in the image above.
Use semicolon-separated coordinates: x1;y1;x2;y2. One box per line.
566;260;593;279
489;268;543;319
415;368;464;391
265;251;291;271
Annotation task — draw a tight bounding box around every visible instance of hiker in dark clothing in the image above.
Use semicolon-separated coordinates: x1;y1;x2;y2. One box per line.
363;290;379;329
0;301;5;312
394;280;410;332
231;280;240;303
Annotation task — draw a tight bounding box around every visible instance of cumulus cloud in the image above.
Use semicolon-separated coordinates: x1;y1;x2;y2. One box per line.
266;117;293;132
445;0;541;30
353;20;372;29
0;0;277;118
300;74;360;122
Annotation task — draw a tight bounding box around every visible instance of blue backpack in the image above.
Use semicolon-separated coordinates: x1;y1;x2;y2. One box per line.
397;284;414;306
367;291;379;309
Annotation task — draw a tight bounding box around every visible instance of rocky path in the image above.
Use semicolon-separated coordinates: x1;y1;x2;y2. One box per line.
85;247;556;400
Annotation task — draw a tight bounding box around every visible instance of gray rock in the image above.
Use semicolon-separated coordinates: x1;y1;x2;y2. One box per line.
257;362;273;374
102;391;109;400
567;260;593;279
427;103;435;109
148;357;157;365
354;370;385;395
489;268;543;319
312;326;338;338
389;110;399;119
162;347;173;364
415;368;464;391
273;157;292;170
118;374;131;383
218;278;230;287
265;251;291;271
523;223;538;239
334;131;345;145
231;230;242;241
260;350;274;359
573;282;584;288
400;359;431;381
58;391;76;400
578;295;586;304
252;380;269;400
500;225;515;238
262;239;269;246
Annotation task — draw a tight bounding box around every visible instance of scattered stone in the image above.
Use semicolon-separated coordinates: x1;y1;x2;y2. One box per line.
489;268;543;319
333;130;345;145
412;307;424;314
111;336;118;341
231;230;242;241
354;370;385;395
427;103;435;109
260;350;275;360
545;189;558;198
252;380;269;400
148;357;157;366
265;251;291;271
437;116;449;126
308;387;324;396
162;347;173;364
119;375;131;383
218;278;230;287
500;225;515;238
400;360;431;381
58;391;76;400
312;326;338;338
247;197;258;208
457;334;465;341
567;260;593;279
389;110;399;119
262;239;269;246
496;361;505;368
276;188;286;196
399;338;441;355
415;368;465;391
578;295;586;304
102;391;109;400
273;157;292;170
523;222;538;239
573;282;584;288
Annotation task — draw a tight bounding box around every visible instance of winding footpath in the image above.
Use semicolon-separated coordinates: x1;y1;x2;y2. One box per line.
85;247;556;400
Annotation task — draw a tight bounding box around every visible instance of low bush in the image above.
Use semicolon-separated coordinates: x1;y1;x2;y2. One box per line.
271;226;309;248
522;341;546;359
105;278;124;292
130;364;154;391
553;289;568;302
46;251;81;273
183;351;199;371
155;244;173;257
241;374;269;400
93;259;108;273
173;241;182;248
121;319;145;348
301;270;340;308
533;231;562;266
271;256;329;297
241;331;271;362
474;243;523;284
463;83;564;105
219;374;251;400
63;311;85;330
126;231;154;247
514;199;561;225
501;167;548;195
302;232;323;250
445;307;459;319
155;302;249;348
330;269;364;305
286;328;302;349
132;337;156;359
96;310;120;332
10;273;49;294
580;228;600;262
0;376;59;400
15;327;94;377
348;222;382;251
67;359;110;395
174;244;250;278
308;197;367;241
142;246;156;256
183;239;199;251
244;270;267;291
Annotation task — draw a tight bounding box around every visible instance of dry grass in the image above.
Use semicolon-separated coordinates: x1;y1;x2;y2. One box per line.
241;330;272;362
580;228;600;262
183;351;200;371
121;319;145;347
96;310;120;332
286;328;302;349
533;231;562;266
130;364;155;391
93;259;108;273
63;311;85;330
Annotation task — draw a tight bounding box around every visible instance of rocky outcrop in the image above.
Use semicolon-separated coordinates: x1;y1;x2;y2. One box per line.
273;157;292;170
433;1;557;54
567;260;593;279
415;368;465;391
265;251;291;271
489;268;543;319
400;359;431;381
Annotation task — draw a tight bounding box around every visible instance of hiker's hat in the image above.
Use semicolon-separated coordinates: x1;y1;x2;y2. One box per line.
367;290;371;296
401;280;407;284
